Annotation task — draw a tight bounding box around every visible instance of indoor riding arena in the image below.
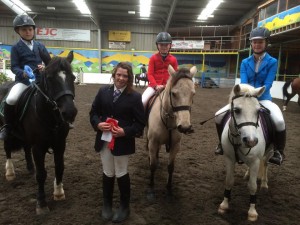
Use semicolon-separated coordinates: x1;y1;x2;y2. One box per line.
1;0;300;225
0;84;299;225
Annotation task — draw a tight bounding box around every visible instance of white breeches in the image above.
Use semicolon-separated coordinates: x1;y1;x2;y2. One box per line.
6;83;28;105
142;87;155;107
215;100;285;132
100;143;129;178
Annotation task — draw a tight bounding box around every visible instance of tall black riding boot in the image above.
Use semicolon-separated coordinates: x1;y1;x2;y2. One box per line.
102;173;115;220
112;173;130;223
214;123;224;155
0;103;15;140
269;130;286;165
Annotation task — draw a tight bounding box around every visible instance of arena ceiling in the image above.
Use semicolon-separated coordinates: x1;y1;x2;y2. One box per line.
1;0;300;53
1;0;263;30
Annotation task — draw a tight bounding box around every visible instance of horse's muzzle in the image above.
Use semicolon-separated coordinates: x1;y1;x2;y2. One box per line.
242;136;258;148
178;125;194;134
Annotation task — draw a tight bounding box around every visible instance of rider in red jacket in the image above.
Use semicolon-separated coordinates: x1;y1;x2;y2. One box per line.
142;32;178;106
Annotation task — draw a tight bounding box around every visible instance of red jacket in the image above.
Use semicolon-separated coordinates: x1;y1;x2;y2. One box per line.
147;52;178;88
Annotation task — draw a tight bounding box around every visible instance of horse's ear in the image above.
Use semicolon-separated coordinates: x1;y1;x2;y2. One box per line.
168;65;176;76
255;86;266;97
189;66;197;78
233;84;241;95
66;51;74;63
39;48;51;66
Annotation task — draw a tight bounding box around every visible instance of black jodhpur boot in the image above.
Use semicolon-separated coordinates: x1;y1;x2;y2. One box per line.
269;130;286;166
0;103;15;140
112;173;130;223
102;173;115;220
214;123;224;155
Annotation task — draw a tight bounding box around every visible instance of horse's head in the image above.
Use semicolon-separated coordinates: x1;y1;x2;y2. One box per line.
42;51;77;124
166;65;197;134
229;84;265;148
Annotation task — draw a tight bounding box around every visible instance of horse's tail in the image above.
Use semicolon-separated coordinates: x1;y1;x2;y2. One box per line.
282;79;293;100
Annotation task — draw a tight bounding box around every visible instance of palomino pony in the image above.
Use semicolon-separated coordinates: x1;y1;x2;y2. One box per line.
282;77;300;111
1;51;77;215
146;65;196;200
218;84;274;221
134;73;148;88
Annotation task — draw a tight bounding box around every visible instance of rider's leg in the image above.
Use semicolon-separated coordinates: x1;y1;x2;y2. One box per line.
214;104;230;155
142;87;155;108
260;100;286;165
0;83;28;140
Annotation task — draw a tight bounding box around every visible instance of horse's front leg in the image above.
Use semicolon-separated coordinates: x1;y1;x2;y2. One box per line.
166;142;180;198
247;159;260;222
32;146;49;215
147;142;160;201
218;156;235;215
53;144;66;201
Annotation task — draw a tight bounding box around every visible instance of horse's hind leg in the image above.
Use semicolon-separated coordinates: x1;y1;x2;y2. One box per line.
4;142;15;181
32;146;49;215
24;144;35;174
53;145;66;201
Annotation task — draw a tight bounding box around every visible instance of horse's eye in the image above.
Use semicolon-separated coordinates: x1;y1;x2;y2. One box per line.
233;108;241;114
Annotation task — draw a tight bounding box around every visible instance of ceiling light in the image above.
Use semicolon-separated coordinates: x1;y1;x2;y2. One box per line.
140;0;151;18
73;0;91;15
128;11;135;14
197;0;222;20
1;0;31;15
47;6;55;10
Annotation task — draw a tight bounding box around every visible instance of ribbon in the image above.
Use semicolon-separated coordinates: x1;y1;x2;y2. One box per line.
106;118;118;150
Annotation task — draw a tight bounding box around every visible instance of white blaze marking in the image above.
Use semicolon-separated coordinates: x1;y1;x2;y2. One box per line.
58;71;66;82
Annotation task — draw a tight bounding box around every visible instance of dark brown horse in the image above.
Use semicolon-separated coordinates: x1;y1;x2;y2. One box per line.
0;51;77;215
282;77;300;111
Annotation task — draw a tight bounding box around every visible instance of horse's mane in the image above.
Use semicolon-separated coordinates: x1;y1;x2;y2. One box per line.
169;67;192;87
44;56;73;78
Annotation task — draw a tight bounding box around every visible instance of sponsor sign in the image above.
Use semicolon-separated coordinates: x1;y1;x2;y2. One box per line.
172;40;205;49
36;28;90;42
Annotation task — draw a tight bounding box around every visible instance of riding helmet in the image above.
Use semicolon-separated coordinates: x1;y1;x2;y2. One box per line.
13;15;36;32
156;32;172;44
249;27;270;40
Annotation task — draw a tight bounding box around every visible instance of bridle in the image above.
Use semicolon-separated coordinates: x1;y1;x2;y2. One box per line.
32;70;75;126
229;94;260;158
160;76;193;130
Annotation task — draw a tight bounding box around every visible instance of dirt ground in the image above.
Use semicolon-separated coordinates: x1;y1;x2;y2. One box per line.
0;84;299;225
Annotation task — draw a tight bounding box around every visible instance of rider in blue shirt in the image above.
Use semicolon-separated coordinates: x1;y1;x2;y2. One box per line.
0;15;51;140
214;27;286;166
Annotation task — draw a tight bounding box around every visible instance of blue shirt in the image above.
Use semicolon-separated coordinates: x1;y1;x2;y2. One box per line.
240;53;278;100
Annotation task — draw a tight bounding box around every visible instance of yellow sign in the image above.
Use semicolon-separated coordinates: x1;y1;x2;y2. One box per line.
109;30;131;42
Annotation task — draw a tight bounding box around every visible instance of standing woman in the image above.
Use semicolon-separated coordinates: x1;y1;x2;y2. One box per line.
0;15;51;140
214;27;286;166
89;62;145;223
142;32;178;106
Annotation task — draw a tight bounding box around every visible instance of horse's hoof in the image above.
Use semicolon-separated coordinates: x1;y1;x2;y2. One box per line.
248;213;258;221
53;194;65;201
5;173;16;181
36;206;50;215
218;207;226;215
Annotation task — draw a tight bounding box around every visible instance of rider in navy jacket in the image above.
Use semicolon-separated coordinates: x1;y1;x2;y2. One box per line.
0;15;51;141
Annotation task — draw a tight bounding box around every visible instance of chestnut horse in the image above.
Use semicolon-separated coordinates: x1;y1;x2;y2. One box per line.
282;77;300;111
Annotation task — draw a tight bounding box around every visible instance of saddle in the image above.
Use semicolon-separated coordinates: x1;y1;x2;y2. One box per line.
0;85;37;123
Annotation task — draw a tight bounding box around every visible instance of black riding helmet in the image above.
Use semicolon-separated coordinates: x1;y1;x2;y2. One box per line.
249;27;270;40
156;32;172;57
156;32;172;44
13;15;36;33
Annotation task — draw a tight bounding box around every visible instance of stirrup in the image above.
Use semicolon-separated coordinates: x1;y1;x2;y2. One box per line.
268;151;283;166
